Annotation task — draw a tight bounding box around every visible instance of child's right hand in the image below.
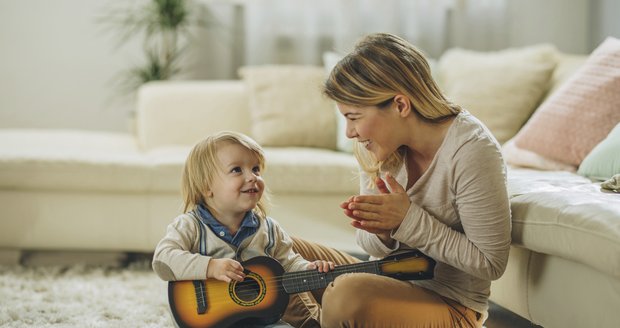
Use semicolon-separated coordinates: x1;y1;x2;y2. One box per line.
207;258;246;282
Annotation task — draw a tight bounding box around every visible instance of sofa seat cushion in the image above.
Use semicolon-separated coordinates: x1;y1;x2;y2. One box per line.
124;147;359;194
0;130;360;195
507;167;620;278
263;148;358;194
0;129;153;192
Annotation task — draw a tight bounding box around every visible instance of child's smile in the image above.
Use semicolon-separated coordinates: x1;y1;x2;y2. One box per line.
207;142;265;221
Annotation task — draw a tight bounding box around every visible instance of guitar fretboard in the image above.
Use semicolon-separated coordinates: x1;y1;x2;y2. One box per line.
282;261;381;294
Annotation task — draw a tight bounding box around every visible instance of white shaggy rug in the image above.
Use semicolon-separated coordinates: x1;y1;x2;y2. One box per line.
0;258;173;328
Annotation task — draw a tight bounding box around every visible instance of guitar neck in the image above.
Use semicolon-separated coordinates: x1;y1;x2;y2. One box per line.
282;261;381;294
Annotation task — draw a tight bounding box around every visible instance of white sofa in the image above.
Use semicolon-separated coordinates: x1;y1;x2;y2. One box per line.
0;79;362;255
1;45;619;328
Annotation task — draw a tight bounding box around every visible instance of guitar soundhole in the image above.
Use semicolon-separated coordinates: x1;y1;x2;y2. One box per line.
236;278;260;301
229;273;266;306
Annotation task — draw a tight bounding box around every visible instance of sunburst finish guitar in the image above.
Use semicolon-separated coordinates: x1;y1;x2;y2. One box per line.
168;250;435;328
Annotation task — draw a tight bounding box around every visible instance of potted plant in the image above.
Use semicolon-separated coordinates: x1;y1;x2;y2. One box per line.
100;0;213;95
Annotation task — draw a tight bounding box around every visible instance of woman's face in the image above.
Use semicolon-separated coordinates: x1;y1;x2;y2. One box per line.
337;102;400;162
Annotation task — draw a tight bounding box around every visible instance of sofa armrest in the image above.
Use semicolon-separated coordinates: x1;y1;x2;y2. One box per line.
136;81;251;150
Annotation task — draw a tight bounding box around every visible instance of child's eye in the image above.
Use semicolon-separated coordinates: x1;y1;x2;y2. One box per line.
230;167;242;173
252;166;261;174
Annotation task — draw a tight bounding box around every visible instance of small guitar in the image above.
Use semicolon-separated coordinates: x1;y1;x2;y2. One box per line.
168;250;435;328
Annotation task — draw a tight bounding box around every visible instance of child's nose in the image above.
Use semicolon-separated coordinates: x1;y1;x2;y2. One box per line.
246;172;257;182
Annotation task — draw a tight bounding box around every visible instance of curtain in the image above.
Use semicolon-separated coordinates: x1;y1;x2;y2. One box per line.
241;0;508;65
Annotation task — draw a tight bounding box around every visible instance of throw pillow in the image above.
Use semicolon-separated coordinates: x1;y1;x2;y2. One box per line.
239;65;337;149
502;139;576;172
578;122;620;181
438;44;557;144
513;37;620;167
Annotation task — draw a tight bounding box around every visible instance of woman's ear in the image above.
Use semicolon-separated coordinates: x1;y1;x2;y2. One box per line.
393;95;412;117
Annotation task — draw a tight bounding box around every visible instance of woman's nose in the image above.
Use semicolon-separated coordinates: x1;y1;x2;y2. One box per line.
346;122;357;139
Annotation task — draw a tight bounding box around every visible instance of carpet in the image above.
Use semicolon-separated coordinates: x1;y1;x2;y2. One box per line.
0;255;173;328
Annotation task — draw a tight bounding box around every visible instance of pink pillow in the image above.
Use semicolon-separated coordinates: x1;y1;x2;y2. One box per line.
513;37;620;167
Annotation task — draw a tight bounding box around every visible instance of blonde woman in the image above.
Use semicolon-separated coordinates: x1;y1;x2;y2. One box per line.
318;33;512;327
152;131;334;327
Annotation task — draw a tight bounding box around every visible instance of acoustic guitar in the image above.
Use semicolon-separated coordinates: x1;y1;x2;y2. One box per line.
168;250;435;328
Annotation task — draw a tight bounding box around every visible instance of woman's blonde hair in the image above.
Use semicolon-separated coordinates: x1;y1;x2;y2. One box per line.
323;33;461;179
181;131;269;219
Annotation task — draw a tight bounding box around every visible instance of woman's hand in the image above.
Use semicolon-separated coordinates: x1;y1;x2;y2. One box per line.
207;258;246;282
342;173;410;232
306;260;335;272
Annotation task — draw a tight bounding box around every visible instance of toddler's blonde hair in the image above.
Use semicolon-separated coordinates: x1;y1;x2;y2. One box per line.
181;131;269;219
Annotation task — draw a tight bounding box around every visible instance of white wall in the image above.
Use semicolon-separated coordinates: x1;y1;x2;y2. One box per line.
0;0;618;133
0;0;239;132
0;0;142;132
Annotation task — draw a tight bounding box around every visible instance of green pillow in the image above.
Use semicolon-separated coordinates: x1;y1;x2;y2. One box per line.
578;122;620;181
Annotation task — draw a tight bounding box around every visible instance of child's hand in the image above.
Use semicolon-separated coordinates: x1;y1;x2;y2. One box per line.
207;258;246;282
307;260;335;273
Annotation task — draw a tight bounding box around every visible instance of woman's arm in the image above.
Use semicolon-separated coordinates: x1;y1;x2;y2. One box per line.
392;142;511;280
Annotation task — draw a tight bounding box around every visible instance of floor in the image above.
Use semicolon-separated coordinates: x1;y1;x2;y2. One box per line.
2;250;545;327
486;302;543;328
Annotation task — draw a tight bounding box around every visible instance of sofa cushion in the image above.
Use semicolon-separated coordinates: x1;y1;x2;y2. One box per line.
262;148;358;194
502;139;576;172
0;130;359;195
502;53;588;171
438;44;557;144
507;167;620;278
513;37;620;167
0;130;152;192
239;65;337;150
136;81;251;150
578;123;620;181
148;147;360;194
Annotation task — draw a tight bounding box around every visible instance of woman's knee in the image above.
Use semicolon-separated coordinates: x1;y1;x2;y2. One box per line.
321;274;375;325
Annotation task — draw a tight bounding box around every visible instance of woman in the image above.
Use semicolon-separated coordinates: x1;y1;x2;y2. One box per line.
315;33;512;327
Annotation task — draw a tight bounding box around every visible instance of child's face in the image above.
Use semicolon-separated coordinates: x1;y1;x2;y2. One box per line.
208;142;264;219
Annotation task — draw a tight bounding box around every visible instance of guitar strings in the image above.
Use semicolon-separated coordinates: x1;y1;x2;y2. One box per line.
174;258;427;303
179;262;379;303
174;261;382;304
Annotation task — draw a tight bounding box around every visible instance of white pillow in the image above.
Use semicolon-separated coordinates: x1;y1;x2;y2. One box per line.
438;45;557;144
239;65;337;149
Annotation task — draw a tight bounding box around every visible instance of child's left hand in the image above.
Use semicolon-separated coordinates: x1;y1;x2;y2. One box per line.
307;260;335;272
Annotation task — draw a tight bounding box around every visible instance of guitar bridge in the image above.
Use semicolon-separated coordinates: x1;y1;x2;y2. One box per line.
192;280;207;315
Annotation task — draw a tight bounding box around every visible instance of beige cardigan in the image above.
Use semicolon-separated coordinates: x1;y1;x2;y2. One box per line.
357;111;512;315
152;212;311;281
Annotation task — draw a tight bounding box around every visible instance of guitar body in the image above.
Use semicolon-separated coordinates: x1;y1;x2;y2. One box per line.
168;256;289;328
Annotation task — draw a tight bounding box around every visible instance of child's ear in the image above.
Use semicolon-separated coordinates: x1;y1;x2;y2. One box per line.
205;190;213;197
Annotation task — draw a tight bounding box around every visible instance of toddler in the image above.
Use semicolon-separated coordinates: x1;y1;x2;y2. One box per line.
152;131;333;327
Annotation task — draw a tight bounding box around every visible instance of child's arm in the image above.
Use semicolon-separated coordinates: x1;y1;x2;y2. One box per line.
268;218;334;273
152;215;212;281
